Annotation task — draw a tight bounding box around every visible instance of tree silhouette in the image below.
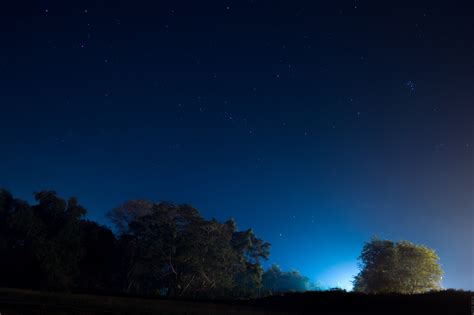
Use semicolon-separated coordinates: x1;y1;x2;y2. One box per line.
0;188;451;299
1;189;273;297
262;264;310;294
108;200;270;297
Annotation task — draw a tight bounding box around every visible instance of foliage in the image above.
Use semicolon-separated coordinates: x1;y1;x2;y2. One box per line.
110;201;270;297
262;264;310;294
353;238;443;294
0;189;448;298
77;220;121;292
0;189;86;290
0;189;270;298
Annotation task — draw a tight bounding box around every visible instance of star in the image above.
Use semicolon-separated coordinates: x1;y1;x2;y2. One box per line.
405;80;416;92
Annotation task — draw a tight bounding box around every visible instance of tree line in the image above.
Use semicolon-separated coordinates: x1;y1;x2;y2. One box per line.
0;189;311;298
0;189;444;297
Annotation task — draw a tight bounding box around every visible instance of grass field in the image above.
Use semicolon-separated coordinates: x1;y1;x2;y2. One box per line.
0;288;271;315
0;288;471;314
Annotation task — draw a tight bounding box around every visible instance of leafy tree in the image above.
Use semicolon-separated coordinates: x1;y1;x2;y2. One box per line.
0;190;41;288
108;201;270;297
107;199;153;235
262;264;310;294
77;220;120;292
0;189;272;298
231;228;270;297
353;238;443;294
0;189;88;290
30;191;86;290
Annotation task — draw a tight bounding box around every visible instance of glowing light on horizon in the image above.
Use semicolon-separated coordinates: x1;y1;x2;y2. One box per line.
315;262;359;291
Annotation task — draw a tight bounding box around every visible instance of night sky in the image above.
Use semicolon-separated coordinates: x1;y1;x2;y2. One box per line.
0;1;473;290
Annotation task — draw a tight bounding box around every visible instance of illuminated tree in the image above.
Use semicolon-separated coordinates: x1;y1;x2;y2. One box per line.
353;238;443;294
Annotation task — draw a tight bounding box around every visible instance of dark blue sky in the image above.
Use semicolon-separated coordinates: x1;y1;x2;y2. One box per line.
0;1;472;290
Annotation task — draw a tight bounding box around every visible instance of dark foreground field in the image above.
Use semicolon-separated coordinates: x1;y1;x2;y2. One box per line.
0;288;471;315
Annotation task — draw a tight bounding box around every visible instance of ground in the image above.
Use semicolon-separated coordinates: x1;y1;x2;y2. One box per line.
0;288;470;314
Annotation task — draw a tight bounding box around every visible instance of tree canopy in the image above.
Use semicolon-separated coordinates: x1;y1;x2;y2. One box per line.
0;189;272;298
353;238;443;294
1;189;448;298
262;264;311;294
108;200;271;297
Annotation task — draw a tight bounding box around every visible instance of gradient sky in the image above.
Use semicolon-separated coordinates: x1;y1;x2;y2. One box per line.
0;1;472;290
